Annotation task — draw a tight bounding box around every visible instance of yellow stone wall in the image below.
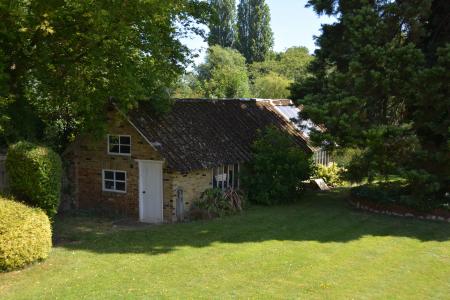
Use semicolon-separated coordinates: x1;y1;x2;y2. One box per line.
171;169;213;216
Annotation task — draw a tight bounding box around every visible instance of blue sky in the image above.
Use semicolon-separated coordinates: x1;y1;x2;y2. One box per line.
182;0;335;66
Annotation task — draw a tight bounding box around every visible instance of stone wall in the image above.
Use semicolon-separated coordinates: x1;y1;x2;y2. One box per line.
163;171;176;222
68;108;221;222
171;169;213;217
350;199;450;223
69;109;174;220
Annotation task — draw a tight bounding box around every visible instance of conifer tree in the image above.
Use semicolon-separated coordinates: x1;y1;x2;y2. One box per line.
293;0;449;206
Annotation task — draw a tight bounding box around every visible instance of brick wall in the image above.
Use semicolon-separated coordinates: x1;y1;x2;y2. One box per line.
69;108;218;223
70;109;174;220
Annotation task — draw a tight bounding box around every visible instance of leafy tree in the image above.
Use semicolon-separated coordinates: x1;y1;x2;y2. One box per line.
0;0;208;149
241;126;313;205
405;45;450;205
252;72;291;98
197;45;250;98
294;0;449;206
236;0;274;63
250;46;313;80
249;47;312;99
173;73;205;99
208;0;237;48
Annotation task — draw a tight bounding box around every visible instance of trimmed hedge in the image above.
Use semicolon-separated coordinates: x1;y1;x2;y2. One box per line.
6;141;62;217
0;197;52;271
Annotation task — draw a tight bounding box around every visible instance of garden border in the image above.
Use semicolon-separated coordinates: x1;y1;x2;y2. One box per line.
349;197;450;223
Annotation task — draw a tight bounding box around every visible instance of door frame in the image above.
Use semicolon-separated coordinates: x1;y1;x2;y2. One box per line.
137;159;164;223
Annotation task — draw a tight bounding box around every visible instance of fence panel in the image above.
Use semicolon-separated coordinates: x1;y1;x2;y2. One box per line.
313;149;331;166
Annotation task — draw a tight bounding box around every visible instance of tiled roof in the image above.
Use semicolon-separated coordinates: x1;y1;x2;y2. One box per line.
128;99;313;172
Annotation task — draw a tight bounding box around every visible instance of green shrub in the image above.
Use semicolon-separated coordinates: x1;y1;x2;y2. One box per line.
191;188;245;219
241;126;313;205
313;162;346;187
333;148;363;168
6;141;62;217
351;182;449;211
0;196;52;271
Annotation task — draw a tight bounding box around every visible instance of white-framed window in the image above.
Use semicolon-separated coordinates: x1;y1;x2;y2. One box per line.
212;164;240;190
102;170;127;193
107;134;131;155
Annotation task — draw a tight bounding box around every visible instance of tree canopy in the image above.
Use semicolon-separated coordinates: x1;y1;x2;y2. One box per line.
236;0;274;63
293;0;449;205
249;46;312;99
197;45;250;98
176;45;312;99
252;72;291;99
208;0;236;48
250;46;313;80
0;0;208;149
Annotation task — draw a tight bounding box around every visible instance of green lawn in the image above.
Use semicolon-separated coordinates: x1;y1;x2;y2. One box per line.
1;189;449;299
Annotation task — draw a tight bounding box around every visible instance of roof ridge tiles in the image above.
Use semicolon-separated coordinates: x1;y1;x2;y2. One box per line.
174;98;293;104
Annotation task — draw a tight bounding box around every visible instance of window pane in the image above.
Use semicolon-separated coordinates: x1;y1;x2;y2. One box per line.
116;181;126;191
109;135;119;144
120;145;130;154
109;145;120;153
104;180;114;190
120;136;131;145
115;172;126;181
104;171;114;180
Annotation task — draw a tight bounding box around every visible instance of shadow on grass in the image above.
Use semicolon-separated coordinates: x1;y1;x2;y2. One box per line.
54;189;450;256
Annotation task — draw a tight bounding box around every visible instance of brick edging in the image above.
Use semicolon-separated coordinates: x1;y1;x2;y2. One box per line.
349;198;450;223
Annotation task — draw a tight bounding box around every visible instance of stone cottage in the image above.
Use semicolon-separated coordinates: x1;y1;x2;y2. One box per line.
65;98;319;223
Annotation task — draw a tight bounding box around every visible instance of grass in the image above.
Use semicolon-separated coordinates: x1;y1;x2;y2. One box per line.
1;189;449;299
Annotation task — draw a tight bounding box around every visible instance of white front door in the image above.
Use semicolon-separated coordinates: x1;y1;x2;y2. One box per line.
138;160;163;223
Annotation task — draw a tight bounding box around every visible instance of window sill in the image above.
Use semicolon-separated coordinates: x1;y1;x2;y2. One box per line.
102;189;127;194
107;152;132;157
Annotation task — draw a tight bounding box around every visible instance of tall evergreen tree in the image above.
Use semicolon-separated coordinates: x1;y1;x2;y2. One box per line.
208;0;236;48
293;0;449;206
236;0;274;63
